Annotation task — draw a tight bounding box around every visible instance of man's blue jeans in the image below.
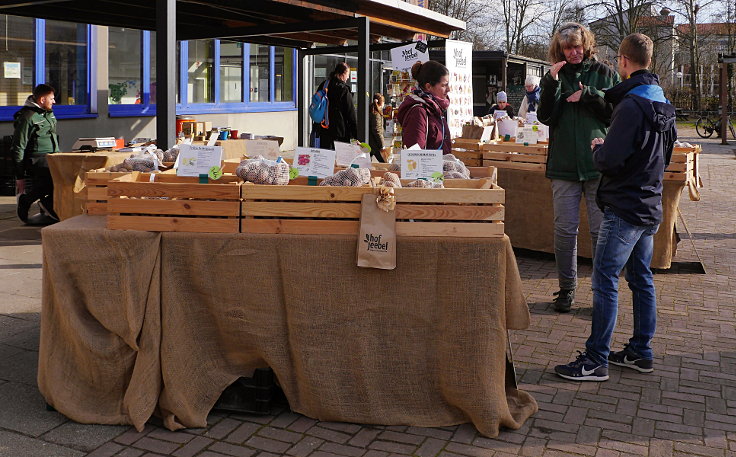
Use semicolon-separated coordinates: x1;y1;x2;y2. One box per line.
586;208;659;366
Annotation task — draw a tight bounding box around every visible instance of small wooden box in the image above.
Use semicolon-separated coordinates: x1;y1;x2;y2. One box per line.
451;138;484;167
83;169;130;215
482;142;548;172
107;172;243;233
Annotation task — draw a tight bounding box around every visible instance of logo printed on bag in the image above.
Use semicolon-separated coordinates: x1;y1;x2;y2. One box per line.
364;233;389;252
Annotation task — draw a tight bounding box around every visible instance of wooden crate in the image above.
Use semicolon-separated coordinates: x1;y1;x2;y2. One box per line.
107;172;243;233
83;169;130;215
481;142;548;171
664;150;695;183
241;179;505;238
451;138;484;167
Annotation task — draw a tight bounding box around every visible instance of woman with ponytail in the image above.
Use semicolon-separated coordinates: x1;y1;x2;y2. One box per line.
368;93;386;162
396;60;451;154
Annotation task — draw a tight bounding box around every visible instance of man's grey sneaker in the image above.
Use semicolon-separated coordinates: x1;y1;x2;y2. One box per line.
555;351;609;381
37;200;59;221
608;345;654;373
553;288;575;313
17;193;31;223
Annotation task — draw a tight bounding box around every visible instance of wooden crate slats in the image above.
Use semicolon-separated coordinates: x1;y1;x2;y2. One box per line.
241;219;360;235
481;143;548;155
483;160;546;172
108;215;239;233
109;198;240;217
396;221;504;237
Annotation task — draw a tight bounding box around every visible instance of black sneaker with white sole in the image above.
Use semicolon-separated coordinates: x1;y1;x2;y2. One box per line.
608;345;654;373
554;351;609;382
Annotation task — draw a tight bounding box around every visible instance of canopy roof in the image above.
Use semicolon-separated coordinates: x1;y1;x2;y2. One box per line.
0;0;465;47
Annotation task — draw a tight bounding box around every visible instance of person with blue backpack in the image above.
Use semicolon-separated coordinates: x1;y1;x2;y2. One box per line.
309;62;357;150
554;33;677;382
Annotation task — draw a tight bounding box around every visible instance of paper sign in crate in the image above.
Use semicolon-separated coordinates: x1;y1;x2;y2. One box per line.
240;177;504;238
107;172;242;233
481;142;548;172
83;169;130;215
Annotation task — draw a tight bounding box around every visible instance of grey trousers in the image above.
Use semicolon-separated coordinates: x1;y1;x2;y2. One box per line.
550;178;603;291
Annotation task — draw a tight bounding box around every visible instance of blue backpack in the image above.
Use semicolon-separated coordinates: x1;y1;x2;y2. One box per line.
308;79;330;128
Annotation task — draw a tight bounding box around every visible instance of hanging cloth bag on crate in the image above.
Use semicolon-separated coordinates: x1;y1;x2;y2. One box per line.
356;187;397;270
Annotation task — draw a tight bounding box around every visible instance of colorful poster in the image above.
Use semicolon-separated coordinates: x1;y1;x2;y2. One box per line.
294;147;336;178
445;40;474;139
390;42;429;72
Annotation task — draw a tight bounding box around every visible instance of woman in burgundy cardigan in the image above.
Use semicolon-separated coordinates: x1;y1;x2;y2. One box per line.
396;60;451;154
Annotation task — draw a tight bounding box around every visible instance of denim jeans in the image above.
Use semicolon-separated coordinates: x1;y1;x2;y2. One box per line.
586;208;659;366
551;178;603;290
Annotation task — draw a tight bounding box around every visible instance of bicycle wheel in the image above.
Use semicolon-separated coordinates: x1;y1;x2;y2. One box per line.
695;117;714;138
729;119;736;140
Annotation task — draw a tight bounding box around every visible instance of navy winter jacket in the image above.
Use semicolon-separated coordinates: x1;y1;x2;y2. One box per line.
592;70;677;226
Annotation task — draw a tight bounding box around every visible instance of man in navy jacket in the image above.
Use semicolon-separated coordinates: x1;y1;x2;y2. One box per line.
555;33;677;382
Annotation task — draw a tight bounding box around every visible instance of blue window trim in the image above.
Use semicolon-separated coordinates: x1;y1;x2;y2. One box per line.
1;18;95;122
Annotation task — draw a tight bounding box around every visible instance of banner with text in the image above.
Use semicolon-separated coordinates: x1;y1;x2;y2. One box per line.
445;40;474;139
390;42;429;72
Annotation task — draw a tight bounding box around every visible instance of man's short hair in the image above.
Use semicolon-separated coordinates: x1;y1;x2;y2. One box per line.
33;84;55;99
619;33;653;68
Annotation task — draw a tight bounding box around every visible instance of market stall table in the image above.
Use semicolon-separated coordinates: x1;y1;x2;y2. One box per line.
39;215;538;437
47;151;132;221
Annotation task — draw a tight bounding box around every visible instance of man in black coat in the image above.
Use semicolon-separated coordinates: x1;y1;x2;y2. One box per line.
555;33;677;382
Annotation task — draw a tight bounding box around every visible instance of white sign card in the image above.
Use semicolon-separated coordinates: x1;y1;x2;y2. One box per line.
390;42;429;72
176;144;223;177
497;118;518;139
516;126;538;144
525;112;538;123
445;40;474;140
334;141;363;167
206;131;219;146
400;149;443;180
479;126;495;143
4;62;21;79
493;110;509;120
244;139;280;160
294;147;336;178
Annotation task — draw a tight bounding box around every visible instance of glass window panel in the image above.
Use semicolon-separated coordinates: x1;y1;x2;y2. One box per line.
0;15;35;106
45;20;88;106
108;27;141;104
150;32;157;104
274;47;293;102
220;41;242;103
187;39;213;103
249;44;270;102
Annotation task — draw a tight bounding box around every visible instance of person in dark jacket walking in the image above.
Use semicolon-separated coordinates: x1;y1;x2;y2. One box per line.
555;33;676;382
315;62;357;150
12;84;60;225
369;93;386;162
397;60;451;154
537;22;620;313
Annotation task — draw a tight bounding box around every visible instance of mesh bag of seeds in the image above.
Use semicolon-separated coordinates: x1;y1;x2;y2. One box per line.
319;167;371;187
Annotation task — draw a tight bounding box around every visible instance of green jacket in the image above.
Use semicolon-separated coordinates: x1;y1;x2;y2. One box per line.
12;96;59;179
537;59;620;181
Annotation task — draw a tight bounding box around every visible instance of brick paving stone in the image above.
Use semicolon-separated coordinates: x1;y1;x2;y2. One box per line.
674;441;726;457
306;426;352;444
147;428;195;444
116;448;145;457
309;452;343;457
318;422;363;434
226;422;262;444
362;451;390;457
286;436;324;457
348;428;381;447
198;452;232;457
443;442;495;457
288;417;317;433
254;452;281;457
115;426;157;445
318;442;367;457
130;437;179;455
269;412;301;429
368;440;418;455
206;418;244;440
85;442;125;457
415;437;446;457
257;426;302;443
244;435;292;454
173;436;214;457
449;423;477;444
208;441;258;457
405;427;453;441
377;430;425;445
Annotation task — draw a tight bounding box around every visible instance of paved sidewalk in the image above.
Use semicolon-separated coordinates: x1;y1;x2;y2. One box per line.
1;129;734;457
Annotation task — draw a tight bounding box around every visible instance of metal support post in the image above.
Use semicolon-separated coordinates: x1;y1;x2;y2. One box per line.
357;17;370;143
297;49;306;147
156;0;176;150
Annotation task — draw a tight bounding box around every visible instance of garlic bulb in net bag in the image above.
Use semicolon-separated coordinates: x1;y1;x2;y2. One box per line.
235;157;290;185
406;179;443;188
378;172;402;188
319;167;371;187
442;154;471;179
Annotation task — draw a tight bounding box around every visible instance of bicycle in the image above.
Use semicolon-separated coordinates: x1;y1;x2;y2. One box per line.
695;112;736;139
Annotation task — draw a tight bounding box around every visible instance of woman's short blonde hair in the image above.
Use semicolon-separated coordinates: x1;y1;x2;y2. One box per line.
547;22;597;64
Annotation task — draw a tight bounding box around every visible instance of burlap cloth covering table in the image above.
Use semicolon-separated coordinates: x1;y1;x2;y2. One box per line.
47;151;132;221
39;215;538;437
38;215;162;430
497;168;685;269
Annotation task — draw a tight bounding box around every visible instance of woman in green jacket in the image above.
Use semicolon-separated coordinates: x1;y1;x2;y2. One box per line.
537;22;620;313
